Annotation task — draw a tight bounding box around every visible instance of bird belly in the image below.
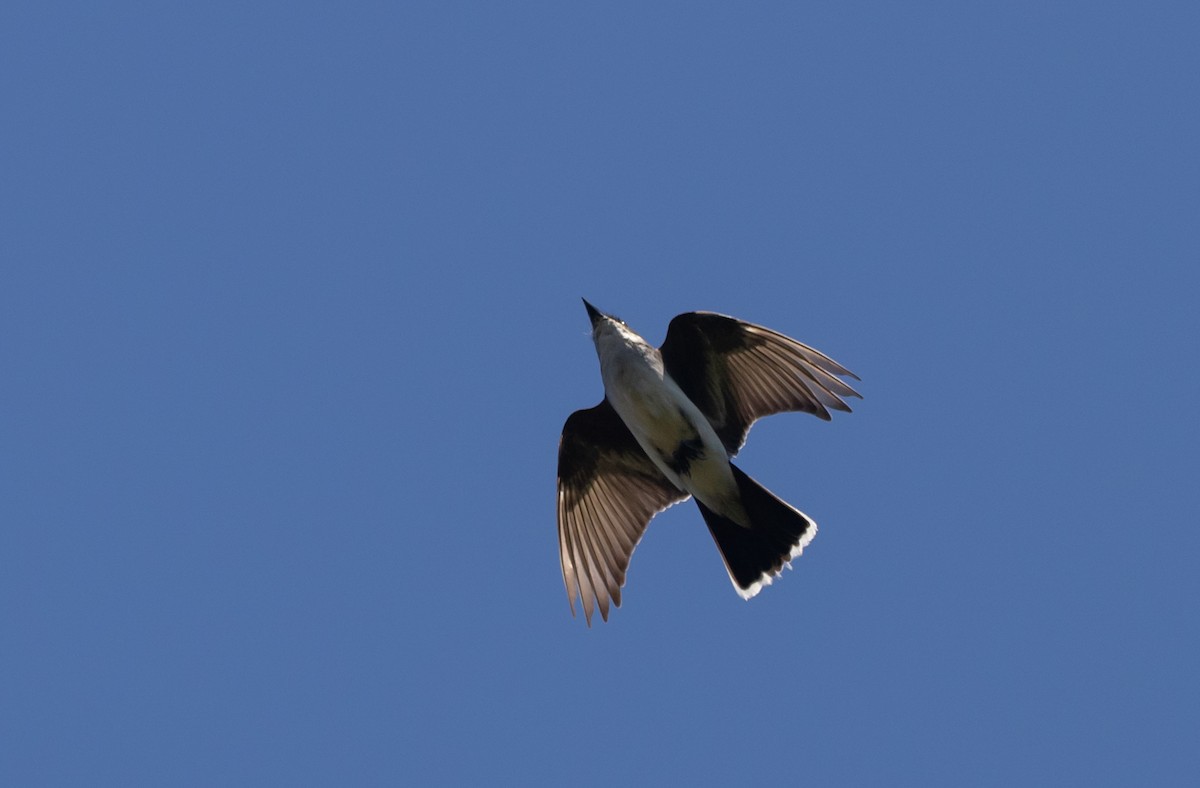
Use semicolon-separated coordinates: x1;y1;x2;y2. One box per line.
603;364;742;519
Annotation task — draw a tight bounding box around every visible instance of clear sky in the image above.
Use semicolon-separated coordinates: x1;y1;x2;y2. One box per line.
3;2;1198;785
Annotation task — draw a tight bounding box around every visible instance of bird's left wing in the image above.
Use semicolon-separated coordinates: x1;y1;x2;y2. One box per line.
660;312;861;455
557;399;687;625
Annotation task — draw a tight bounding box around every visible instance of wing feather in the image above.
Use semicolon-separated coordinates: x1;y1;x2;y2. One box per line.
660;312;861;454
556;400;688;625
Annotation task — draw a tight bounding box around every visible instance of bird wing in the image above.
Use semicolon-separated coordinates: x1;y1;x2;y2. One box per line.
557;399;688;625
659;312;861;455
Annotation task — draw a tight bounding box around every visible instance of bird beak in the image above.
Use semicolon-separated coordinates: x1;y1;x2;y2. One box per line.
582;298;605;326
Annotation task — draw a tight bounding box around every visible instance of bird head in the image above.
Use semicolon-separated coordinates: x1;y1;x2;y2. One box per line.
581;299;649;362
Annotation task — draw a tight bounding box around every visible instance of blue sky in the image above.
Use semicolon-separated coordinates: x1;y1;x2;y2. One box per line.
3;2;1198;785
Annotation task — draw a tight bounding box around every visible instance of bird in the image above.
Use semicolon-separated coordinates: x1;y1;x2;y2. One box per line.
556;299;860;624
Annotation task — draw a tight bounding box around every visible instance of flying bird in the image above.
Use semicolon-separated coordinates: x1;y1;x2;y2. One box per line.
557;300;860;624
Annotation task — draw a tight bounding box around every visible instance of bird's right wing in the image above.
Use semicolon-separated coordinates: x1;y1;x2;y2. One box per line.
660;312;861;455
557;400;688;625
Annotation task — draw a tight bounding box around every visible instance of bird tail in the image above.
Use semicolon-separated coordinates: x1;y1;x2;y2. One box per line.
695;464;817;599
